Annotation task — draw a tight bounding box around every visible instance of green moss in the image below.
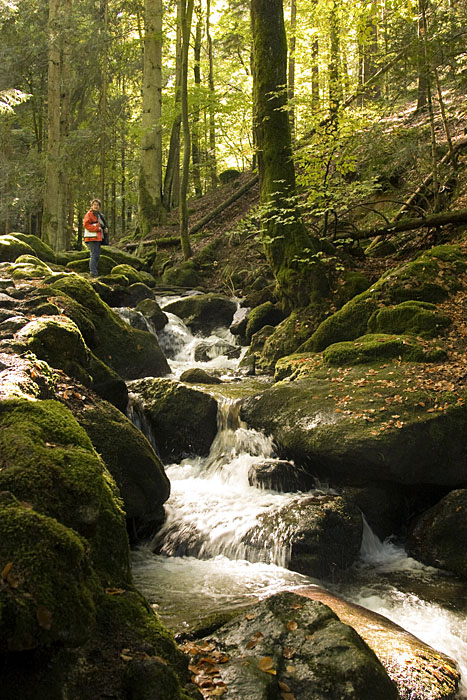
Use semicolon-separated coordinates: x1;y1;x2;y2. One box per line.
0;234;36;262
245;301;284;342
67;254;117;276
368;301;451;338
322;334;447;366
15;315;91;386
0;492;98;651
8;233;56;263
162;261;201;287
0;399;130;585
97;273;130;287
110;264;147;285
303;294;379;353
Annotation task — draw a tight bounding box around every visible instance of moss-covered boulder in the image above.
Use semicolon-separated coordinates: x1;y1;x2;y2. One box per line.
15;315;91;386
367;300;451;338
257;307;325;373
10;255;53;280
103;246;145;269
245;301;285;342
407;489;467;579
0;234;36;262
243;493;362;578
180;368;223;384
0;398;130;584
7;233;56;264
192;591;398;700
241;358;467;488
67;253;117;276
128;377;218;461
135;298;168;331
55;250;88;266
304;245;464;354
46;274;169;379
88;352;128;411
164;293;237;335
162;260;201;288
322;334;446;366
76;398;170;539
110;264;149;286
0;491;99;651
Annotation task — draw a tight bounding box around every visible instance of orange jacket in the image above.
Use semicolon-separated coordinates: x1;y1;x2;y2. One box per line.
83;209;103;242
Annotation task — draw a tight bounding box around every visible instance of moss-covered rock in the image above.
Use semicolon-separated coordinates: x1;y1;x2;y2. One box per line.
7;233;56;264
76;398;170;539
245;301;285;343
88;352;128;411
128;377;218;462
10;255;53;280
46;273;170;379
103;246;145;269
162;260;201;288
243;493;362;578
164;293;237;335
407;489;467;578
367;300;451;338
15;315;91;386
305;245;465;354
0;234;36;262
110;264;149;286
0;398;130;584
322;333;446;366
257;307;323;373
55;250;88;266
66;253;117;276
0;491;99;652
241;359;467;488
180;368;223;384
135;298;168;331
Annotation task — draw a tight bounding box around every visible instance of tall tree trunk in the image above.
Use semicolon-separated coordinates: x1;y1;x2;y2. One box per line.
416;0;428;110
139;0;164;237
192;1;203;198
179;0;194;260
420;0;439;210
288;0;297;139
59;0;71;249
206;0;218;189
328;0;341;130
99;0;108;203
251;0;328;310
163;0;182;211
43;0;65;251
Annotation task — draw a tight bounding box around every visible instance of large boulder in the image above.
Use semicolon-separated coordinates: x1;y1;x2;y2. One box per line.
296;586;460;700
164;293;237;335
0;234;36;262
241;360;467;488
46;273;169;379
7;233;56;263
242;493;362;578
407;489;467;579
76;398;170;540
135;298;168;331
184;591;398;700
128;377;218;462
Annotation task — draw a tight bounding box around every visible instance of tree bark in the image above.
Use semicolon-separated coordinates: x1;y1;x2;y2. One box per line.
192;1;203;198
99;0;108;206
251;0;328;310
179;0;194;260
138;0;164;236
287;0;296;139
206;0;218;189
163;0;182;211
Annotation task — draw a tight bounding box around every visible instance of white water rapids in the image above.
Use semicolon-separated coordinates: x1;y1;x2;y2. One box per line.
121;301;467;698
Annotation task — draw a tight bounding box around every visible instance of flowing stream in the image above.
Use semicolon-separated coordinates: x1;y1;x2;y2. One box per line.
123;300;467;698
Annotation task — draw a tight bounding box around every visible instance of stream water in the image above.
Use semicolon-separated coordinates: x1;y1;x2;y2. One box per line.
122;299;467;698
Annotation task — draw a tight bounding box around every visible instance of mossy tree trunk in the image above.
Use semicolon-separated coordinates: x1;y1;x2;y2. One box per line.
163;0;182;211
179;0;194;260
251;0;329;310
138;0;165;237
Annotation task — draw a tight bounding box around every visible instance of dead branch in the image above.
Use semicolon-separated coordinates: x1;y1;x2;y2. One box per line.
354;208;467;240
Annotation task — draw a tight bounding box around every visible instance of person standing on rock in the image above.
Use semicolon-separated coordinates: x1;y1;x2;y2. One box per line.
83;198;109;278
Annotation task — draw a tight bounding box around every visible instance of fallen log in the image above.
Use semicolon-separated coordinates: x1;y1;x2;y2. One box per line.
354;208;467;240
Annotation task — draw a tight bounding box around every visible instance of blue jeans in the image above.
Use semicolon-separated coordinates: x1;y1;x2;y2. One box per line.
86;241;101;277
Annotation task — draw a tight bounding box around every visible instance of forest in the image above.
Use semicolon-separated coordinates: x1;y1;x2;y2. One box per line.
1;0;467;699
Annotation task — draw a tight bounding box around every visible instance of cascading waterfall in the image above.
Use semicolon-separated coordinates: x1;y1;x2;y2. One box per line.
125;299;467;697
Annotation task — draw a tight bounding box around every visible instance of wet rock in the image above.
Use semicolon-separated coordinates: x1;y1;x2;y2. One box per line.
135;298;168;331
242;493;362;578
118;282;155;306
194;340;241;362
180;368;223;385
128;377;218;462
296;587;460;700
245;301;285;343
192;591;398;700
76;398;170;540
340;484;410;540
240;365;467;488
164;293;237;335
407;489;467;579
248;460;315;492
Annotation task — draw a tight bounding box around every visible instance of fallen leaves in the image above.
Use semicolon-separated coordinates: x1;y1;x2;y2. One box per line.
179;640;230;699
